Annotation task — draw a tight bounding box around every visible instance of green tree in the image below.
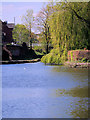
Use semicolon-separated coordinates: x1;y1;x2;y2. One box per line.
49;2;90;50
12;24;29;45
64;2;90;28
41;2;90;64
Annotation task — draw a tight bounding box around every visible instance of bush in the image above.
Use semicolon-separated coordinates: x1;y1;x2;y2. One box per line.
41;47;66;64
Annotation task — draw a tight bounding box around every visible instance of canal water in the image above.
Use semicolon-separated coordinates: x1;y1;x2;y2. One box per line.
2;62;88;118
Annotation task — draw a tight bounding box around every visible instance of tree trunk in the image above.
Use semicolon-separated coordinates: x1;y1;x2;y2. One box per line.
46;41;49;54
29;27;32;49
30;39;32;49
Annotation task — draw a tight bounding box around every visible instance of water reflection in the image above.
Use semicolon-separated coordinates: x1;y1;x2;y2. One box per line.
2;62;89;118
52;66;88;73
70;99;88;118
56;85;88;118
56;86;88;98
53;66;88;118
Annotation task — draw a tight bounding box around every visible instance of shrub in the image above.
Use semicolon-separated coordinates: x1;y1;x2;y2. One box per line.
41;47;65;64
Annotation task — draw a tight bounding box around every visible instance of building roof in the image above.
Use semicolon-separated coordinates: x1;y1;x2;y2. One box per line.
7;23;15;29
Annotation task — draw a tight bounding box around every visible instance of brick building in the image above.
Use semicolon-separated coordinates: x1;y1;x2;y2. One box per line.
1;20;15;45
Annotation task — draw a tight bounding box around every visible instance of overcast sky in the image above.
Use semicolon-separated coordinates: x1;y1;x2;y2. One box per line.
1;2;47;25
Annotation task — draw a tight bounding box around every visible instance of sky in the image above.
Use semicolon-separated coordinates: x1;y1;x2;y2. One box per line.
1;0;88;24
1;2;48;25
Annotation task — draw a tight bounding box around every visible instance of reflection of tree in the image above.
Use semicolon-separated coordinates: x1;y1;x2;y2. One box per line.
52;66;88;73
65;86;88;98
56;86;88;118
52;66;88;83
70;99;88;118
56;86;88;98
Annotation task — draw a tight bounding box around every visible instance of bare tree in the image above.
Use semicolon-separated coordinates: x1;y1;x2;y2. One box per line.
22;9;34;49
36;6;52;54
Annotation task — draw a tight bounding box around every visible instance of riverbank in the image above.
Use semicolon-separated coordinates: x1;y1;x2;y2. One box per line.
0;58;41;64
1;59;90;68
64;61;90;68
44;61;90;68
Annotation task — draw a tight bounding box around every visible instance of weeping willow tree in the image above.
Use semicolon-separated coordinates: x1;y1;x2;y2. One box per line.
41;2;90;64
49;2;90;49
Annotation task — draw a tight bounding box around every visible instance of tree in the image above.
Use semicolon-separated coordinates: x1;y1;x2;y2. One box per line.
49;2;90;50
22;9;34;49
63;2;90;28
41;2;90;64
12;24;29;45
36;6;52;54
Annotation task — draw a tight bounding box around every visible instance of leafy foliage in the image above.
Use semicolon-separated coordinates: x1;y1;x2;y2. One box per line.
12;24;29;45
41;2;90;64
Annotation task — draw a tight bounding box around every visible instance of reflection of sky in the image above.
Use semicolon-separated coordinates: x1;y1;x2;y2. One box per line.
2;62;88;89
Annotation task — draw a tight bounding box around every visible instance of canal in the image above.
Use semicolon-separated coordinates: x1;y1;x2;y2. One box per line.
2;62;88;118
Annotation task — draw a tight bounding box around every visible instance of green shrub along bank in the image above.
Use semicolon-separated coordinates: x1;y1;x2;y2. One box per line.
41;46;67;64
41;49;90;64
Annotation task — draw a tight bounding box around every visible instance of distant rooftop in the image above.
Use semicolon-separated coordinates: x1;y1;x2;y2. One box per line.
7;23;15;29
0;20;15;29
